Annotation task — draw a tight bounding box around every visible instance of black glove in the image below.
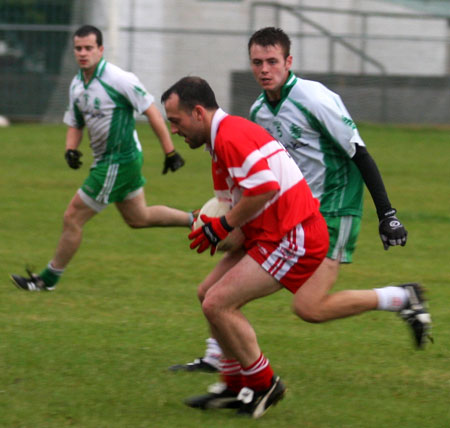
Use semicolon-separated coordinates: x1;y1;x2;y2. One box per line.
378;209;407;250
65;149;83;169
163;150;185;174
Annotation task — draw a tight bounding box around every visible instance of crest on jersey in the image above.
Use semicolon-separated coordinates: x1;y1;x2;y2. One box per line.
290;123;302;139
272;120;283;138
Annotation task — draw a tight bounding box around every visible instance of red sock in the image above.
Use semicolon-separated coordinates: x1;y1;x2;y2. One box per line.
220;359;244;393
241;354;274;391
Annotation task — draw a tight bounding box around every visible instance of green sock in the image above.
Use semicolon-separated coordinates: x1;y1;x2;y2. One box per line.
39;263;64;288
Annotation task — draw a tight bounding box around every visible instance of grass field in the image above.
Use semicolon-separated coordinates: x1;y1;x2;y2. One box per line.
1;122;449;428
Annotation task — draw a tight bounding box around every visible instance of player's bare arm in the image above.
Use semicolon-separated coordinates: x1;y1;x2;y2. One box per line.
144;104;175;154
65;126;83;151
144;104;185;174
225;190;277;229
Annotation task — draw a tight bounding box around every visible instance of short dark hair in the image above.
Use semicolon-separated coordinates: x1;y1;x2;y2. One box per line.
161;76;219;111
248;27;291;59
74;25;103;47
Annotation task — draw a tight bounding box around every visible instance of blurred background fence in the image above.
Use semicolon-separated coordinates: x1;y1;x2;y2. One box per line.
0;0;449;124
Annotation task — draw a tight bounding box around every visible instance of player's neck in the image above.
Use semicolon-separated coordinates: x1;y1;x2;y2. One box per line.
205;108;218;145
265;85;283;103
81;61;100;84
82;69;95;84
268;97;281;109
265;73;290;102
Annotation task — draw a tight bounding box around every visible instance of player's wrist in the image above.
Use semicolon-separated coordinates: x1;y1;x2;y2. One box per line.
220;215;234;233
378;208;397;221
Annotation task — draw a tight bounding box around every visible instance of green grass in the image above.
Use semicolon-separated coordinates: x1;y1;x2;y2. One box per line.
0;122;449;428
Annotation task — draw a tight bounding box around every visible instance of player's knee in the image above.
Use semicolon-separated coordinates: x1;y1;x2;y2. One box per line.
62;208;81;232
201;295;221;322
122;214;146;228
125;220;144;229
197;280;212;303
201;299;214;320
197;287;207;303
293;301;324;324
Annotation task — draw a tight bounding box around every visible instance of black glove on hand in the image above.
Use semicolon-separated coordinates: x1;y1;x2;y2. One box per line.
163;150;185;174
378;209;408;250
65;149;83;169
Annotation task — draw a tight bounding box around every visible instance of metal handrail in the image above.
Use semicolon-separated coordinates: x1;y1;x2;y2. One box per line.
251;2;449;20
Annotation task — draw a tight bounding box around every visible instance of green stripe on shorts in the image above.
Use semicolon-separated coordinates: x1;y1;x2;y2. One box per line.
81;154;146;205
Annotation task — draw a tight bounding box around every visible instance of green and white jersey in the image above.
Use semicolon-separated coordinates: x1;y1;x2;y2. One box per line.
250;72;364;217
64;58;154;166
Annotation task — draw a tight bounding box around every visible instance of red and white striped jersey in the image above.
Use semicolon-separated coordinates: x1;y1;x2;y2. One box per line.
208;109;320;245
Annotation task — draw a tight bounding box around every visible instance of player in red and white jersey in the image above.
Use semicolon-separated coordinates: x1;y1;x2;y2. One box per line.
162;76;328;418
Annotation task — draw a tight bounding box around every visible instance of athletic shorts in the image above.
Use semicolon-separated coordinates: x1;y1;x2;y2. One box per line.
323;215;361;263
79;154;146;211
248;212;329;294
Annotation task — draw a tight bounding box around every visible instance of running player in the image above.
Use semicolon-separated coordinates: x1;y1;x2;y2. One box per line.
11;25;193;291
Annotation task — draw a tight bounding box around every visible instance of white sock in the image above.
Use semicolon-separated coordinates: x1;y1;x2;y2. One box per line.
48;262;64;276
188;211;195;227
202;338;222;368
374;286;409;312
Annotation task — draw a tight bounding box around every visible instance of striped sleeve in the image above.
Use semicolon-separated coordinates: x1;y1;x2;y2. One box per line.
218;138;281;197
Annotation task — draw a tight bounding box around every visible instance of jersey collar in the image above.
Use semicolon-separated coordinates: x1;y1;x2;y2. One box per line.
95;57;107;77
262;71;297;114
209;108;228;152
77;57;107;88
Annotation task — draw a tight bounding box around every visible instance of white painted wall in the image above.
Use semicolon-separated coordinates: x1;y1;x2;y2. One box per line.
84;0;448;112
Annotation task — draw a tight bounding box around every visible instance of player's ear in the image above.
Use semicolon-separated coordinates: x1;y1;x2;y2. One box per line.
285;55;293;69
192;105;205;121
